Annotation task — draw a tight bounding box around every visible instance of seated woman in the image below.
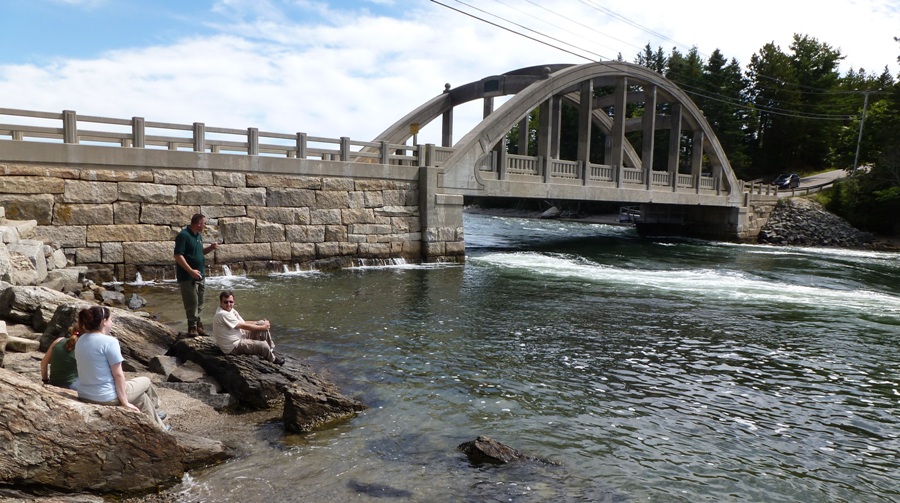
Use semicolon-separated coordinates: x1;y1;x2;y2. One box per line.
40;324;79;389
73;305;169;431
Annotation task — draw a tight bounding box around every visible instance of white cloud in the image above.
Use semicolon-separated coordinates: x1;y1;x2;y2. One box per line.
1;0;897;148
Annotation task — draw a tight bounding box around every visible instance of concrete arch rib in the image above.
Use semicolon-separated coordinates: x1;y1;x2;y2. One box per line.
436;61;740;200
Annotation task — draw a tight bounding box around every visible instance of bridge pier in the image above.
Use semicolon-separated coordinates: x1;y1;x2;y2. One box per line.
418;165;465;263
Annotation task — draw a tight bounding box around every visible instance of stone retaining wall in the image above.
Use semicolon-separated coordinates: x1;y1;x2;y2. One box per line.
0;162;463;282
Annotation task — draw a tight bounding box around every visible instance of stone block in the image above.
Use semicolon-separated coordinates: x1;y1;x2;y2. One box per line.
215;243;272;262
117;182;178;203
79;169;153;182
0;225;19;244
310;209;342;225
254;221;284;242
0;194;55;224
62;180;118;203
315;242;340;258
271;241;291;261
75;247;101;264
322;177;354;191
7;240;48;284
315;191;349;209
342;209;375;224
101;242;124;263
213;171;246;188
10;220;37;239
290;243;316;261
266;188;316;208
377;206;417;217
47;249;68;270
363;191;384;208
0;244;10;282
247;174;321;189
4;335;40;352
246;206;298;225
152;169;197;185
52;204;114;225
354;179;393;191
348;191;366;209
220;217;256;244
178;186;225;206
113;202;141;224
0;176;65;194
149;355;180;377
87;224;173;243
140;205;198;226
122;241;173;266
348;223;391;235
46;267;85;284
324;225;347;242
31;225;87;248
285;225;325;243
225;187;266;206
200;205;246;219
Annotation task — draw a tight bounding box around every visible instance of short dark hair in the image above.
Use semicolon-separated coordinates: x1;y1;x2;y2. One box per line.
219;290;235;302
190;213;206;225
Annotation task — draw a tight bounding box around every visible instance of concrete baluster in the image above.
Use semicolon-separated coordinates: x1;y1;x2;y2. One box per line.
340;137;350;161
193;123;206;152
296;133;307;159
63;110;77;144
248;128;259;156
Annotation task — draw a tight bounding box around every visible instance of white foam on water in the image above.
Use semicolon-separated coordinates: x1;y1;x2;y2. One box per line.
472;251;900;314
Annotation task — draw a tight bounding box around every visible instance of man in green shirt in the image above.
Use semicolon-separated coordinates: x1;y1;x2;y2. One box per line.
174;213;218;336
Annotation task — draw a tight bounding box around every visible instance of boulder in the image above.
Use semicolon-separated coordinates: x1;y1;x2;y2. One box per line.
458;435;551;465
40;304;178;372
0;244;10;283
3;335;39;353
540;206;561;219
7;240;48;284
0;284;79;328
0;367;227;496
166;337;365;430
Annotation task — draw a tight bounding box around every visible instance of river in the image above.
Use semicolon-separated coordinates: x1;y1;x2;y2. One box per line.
134;212;899;502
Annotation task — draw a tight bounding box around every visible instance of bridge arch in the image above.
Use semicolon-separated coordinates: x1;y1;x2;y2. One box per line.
375;61;743;208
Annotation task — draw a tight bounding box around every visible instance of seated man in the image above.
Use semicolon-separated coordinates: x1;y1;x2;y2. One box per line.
212;290;285;365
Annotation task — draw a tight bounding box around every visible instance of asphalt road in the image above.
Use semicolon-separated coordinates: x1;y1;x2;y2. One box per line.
799;169;849;187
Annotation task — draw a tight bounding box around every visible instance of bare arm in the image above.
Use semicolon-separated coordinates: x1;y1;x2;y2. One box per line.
110;362;140;412
235;319;270;331
40;337;63;383
203;243;218;254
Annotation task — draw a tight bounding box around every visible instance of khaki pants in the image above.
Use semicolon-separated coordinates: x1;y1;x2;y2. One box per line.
82;376;166;430
231;329;276;363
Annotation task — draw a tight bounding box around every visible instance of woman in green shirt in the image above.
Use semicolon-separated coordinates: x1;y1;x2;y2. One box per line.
40;328;79;389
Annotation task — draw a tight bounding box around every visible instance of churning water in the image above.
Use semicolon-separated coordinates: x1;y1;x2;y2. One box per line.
137;213;899;502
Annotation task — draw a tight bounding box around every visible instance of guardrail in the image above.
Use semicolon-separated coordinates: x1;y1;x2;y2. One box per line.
0;107;422;165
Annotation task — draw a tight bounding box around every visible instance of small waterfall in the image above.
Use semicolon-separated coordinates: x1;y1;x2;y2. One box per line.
294;264;301;272
283;265;289;273
134;272;143;283
222;265;233;276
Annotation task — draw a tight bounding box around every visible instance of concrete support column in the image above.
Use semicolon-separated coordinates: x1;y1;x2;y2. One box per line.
578;80;593;185
537;99;553;183
339;137;350;161
418;165;465;263
668;103;682;192
517;116;529;155
642;86;657;190
441;108;453;148
691;130;704;193
611;77;627;187
483;97;494;119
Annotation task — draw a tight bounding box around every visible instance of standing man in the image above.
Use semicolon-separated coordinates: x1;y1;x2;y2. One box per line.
174;213;218;336
213;290;284;365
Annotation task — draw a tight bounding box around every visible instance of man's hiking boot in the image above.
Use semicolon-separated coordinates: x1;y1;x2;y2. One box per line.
196;321;208;336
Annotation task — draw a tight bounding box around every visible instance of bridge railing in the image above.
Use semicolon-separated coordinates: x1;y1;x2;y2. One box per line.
550;159;580;179
587;163;614;181
0;107;423;165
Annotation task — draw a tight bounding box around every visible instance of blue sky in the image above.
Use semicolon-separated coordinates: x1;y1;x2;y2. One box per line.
1;0;898;144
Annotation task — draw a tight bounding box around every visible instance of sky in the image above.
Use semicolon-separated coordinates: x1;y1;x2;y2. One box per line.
1;0;898;146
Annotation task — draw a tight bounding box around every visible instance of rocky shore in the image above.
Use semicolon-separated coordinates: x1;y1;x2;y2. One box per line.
0;210;365;502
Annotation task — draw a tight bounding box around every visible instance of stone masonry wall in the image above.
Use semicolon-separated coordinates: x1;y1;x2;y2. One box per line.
0;163;443;282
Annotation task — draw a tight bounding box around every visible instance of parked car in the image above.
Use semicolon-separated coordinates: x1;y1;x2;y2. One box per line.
772;173;800;189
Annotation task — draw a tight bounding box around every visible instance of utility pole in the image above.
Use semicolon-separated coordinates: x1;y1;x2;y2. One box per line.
852;90;871;172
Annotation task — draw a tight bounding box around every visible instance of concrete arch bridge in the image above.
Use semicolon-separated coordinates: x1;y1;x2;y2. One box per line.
376;61;767;240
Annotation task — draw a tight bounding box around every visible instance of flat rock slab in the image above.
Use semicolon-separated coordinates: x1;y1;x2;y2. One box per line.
166;337;365;431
